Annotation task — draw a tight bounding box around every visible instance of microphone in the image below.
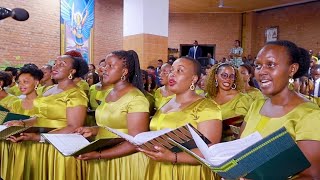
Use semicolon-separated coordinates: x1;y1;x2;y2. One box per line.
0;7;29;21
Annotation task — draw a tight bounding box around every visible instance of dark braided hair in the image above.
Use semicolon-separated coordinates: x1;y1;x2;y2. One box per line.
64;55;89;79
125;50;144;92
266;40;310;79
0;71;12;88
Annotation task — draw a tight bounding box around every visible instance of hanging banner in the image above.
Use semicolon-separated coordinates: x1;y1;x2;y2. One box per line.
60;0;94;63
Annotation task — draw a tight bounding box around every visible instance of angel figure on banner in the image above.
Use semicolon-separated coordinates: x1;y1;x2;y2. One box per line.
61;0;94;61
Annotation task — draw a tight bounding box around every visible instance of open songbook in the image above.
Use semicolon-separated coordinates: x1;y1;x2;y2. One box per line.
105;124;211;152
41;133;124;156
0;125;54;139
169;125;311;179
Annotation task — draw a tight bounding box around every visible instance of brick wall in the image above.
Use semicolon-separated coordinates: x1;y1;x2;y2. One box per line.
93;0;123;65
0;0;123;67
1;1;319;67
252;1;320;57
0;0;60;67
168;13;242;61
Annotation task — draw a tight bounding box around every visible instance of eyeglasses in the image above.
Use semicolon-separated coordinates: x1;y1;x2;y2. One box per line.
218;72;236;80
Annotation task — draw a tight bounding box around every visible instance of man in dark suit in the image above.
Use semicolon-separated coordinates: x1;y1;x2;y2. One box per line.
188;40;202;61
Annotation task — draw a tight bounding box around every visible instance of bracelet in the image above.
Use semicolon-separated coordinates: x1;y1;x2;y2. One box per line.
20;120;26;127
98;150;102;160
172;152;177;164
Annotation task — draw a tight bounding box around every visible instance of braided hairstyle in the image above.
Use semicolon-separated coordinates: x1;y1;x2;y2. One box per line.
111;50;144;93
205;63;244;98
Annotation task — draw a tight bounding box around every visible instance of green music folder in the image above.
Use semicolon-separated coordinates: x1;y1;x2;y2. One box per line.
169;127;310;179
0;110;30;124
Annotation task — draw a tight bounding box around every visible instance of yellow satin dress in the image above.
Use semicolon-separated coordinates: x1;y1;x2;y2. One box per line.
0;94;19;178
86;88;150;180
5;99;39;180
86;83;112;126
36;85;53;97
241;99;320;141
5;83;21;96
0;93;19;111
218;93;253;141
146;98;222;180
76;79;90;93
7;87;88;180
246;88;265;101
154;88;174;110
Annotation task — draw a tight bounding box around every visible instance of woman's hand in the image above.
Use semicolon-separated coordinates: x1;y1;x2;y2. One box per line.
77;151;100;160
138;146;176;163
4;120;25;127
6;133;40;143
74;127;98;138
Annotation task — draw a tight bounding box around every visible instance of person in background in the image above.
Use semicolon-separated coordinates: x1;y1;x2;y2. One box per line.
229;40;243;67
153;63;174;110
240;40;320;178
0;71;19;179
155;59;163;87
38;64;55;96
88;63;96;73
188;40;203;62
0;71;19;110
238;64;264;101
311;64;320;97
139;57;222;180
75;50;150;180
86;72;99;87
141;69;155;116
207;52;215;65
206;63;252;142
4;67;21;96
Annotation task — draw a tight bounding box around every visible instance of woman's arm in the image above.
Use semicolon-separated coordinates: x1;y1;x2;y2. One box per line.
5;116;37;127
295;140;320;179
77;112;150;160
50;106;87;134
139;120;222;165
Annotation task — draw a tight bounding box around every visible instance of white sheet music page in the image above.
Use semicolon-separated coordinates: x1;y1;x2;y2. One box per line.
207;132;262;166
42;133;90;156
0;125;8;131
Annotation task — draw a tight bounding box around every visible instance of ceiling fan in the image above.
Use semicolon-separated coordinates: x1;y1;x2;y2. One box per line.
218;0;235;8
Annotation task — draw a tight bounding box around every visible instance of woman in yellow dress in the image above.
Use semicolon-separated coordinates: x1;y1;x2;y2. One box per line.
7;55;89;180
37;64;55;96
139;57;222;180
238;64;264;101
75;50;150;180
153;63;174;110
4;64;43;180
0;71;19;179
206;63;252;141
0;71;19;110
4;66;21;96
240;40;320;178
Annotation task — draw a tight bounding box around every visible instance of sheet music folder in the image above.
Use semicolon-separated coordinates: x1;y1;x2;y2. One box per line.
170;127;311;179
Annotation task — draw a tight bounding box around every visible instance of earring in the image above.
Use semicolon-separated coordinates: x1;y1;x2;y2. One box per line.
189;83;195;91
121;75;126;81
231;83;237;89
0;86;2;91
215;79;218;87
288;77;294;91
68;73;73;80
34;85;38;90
